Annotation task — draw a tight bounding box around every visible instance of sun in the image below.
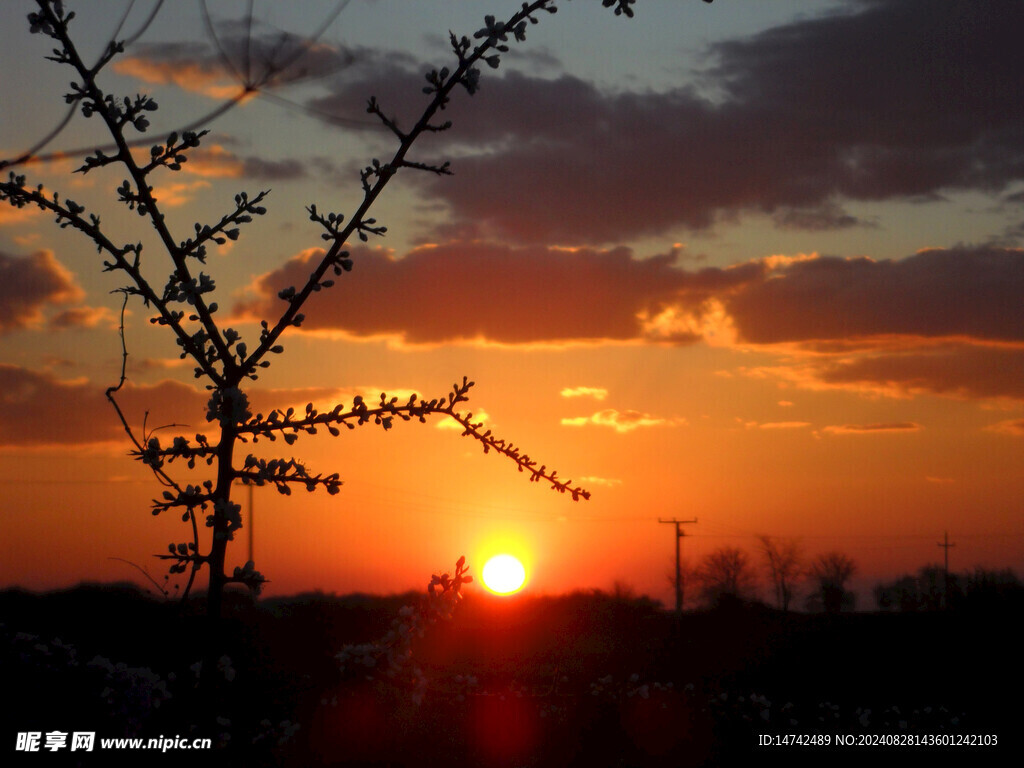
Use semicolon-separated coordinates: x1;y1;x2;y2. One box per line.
481;554;526;595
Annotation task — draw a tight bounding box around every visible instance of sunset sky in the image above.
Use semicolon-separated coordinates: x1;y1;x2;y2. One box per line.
1;0;1022;606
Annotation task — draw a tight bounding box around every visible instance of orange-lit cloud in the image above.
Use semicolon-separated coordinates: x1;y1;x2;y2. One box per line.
183;145;245;178
436;409;490;431
49;306;117;330
578;476;623;488
113;31;354;100
234;243;749;346
0;250;83;333
986;418;1024;436
240;245;1024;352
132;358;190;373
821;422;922;435
0;365;204;448
113;56;240;100
560;386;608;400
561;409;684;433
0;205;42;226
236;242;1024;404
183;145;307;181
151;180;210;207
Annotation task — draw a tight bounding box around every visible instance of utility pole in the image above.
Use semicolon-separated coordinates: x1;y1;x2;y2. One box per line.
237;477;255;564
659;518;698;613
938;530;955;610
247;479;254;564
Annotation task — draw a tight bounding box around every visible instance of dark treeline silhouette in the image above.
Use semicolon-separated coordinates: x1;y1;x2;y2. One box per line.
3;581;1017;766
874;565;1024;612
691;543;860;614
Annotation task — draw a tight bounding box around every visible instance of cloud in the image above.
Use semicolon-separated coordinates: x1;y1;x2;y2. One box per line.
304;2;1024;244
240;156;306;180
49;306;117;330
771;203;866;231
822;422;922;435
234;242;755;346
151;180;210;207
0;250;83;333
178;145;307;181
561;386;608;400
561;409;684;434
113;28;354;100
985;419;1024;437
814;345;1024;401
132;358;190;373
0;366;433;449
114;52;242;100
235;240;1024;402
0;205;42;226
0;365;205;448
756;421;812;430
578;476;623;488
181;145;245;178
435;408;490;431
722;247;1024;346
739;345;1024;403
714;247;1024;402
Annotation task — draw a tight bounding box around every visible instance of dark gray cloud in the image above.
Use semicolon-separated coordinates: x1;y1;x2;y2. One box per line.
813;345;1024;401
306;1;1024;244
241;156;306;180
723;246;1024;346
237;243;1024;349
0;250;82;333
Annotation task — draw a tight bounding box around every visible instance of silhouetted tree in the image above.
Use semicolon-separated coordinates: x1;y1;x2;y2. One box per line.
873;565;960;612
694;547;757;607
757;535;803;611
874;574;923;612
808;552;857;613
963;566;1024;611
0;0;662;672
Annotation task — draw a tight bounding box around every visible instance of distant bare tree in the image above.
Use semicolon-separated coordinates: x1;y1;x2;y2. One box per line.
694;547;757;607
758;536;802;611
809;551;857;613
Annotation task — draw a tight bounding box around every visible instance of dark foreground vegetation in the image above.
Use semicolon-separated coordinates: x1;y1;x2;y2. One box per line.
4;584;1019;767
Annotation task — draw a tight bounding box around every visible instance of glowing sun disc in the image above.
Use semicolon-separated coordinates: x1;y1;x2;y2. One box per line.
482;554;526;594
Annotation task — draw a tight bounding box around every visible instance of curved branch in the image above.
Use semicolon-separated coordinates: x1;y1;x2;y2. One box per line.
104;291;203;601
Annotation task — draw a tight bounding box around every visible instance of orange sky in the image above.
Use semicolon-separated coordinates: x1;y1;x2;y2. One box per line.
1;0;1022;607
